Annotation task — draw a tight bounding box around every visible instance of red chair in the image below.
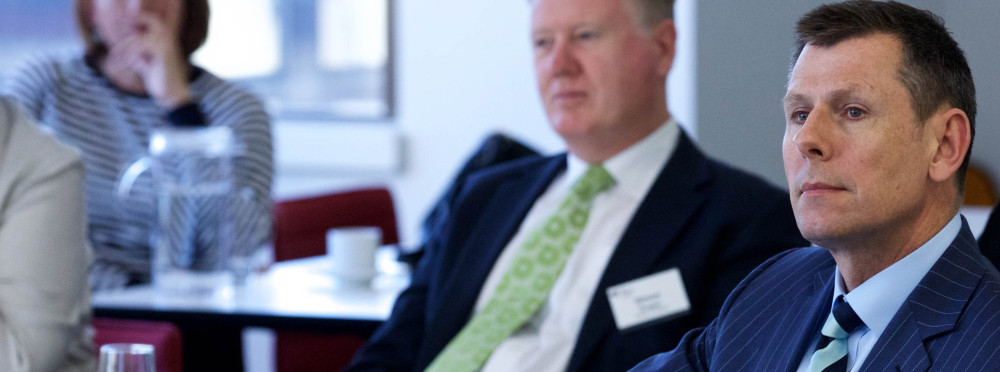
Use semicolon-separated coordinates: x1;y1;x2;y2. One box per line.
272;187;400;371
273;187;400;262
92;318;183;372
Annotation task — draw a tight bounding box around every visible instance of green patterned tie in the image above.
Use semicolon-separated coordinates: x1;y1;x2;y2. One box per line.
425;165;615;372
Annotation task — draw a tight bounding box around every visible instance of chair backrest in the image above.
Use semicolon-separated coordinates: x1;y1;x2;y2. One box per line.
273;187;400;262
92;317;183;372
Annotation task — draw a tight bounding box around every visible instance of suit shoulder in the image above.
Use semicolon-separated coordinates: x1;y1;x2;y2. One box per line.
439;154;557;221
932;270;1000;367
974;269;1000;309
668;134;788;209
463;154;557;189
693;157;796;225
727;246;832;301
742;246;830;280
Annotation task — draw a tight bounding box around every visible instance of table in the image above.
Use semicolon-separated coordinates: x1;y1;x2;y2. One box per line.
92;255;410;371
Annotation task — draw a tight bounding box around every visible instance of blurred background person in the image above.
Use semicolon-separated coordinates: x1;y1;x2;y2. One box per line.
1;0;273;290
0;96;93;371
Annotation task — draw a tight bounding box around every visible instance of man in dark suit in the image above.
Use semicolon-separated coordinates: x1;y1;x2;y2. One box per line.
632;1;1000;371
346;0;806;370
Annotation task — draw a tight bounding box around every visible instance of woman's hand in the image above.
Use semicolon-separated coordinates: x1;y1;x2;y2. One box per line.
106;12;193;109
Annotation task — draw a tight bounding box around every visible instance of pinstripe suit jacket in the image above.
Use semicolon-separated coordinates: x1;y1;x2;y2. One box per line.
631;219;1000;371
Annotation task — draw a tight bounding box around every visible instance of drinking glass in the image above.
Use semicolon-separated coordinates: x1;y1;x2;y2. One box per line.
98;343;156;372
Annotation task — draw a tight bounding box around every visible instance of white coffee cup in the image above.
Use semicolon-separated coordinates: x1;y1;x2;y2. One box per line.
327;226;381;284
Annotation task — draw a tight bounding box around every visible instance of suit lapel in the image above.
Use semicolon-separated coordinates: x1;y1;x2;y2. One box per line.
775;263;837;371
716;249;835;371
431;156;566;347
567;133;714;371
860;220;985;372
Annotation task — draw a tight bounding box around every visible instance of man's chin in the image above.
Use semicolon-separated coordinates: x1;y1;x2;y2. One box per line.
552;122;599;140
796;221;847;247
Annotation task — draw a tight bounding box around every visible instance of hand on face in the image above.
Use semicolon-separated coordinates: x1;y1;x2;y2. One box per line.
104;11;192;109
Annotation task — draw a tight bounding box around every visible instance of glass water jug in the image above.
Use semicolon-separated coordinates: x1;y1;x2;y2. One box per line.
118;126;238;295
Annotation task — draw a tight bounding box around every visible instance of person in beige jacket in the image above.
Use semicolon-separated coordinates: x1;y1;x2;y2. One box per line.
0;96;93;371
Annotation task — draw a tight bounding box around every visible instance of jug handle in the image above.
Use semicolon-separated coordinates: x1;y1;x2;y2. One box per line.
117;157;152;200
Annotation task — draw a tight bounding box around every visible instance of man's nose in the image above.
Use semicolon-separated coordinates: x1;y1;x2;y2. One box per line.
793;110;833;161
547;40;580;77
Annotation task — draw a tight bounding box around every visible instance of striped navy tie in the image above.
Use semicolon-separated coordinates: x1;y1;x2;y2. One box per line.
808;295;866;372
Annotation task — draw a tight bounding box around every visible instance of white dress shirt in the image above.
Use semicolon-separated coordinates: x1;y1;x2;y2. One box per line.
797;213;961;372
476;120;680;372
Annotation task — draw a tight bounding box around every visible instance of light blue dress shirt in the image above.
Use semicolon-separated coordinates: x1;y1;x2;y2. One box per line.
797;213;962;372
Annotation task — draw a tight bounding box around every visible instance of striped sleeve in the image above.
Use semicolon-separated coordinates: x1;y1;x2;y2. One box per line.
194;75;274;258
2;54;65;121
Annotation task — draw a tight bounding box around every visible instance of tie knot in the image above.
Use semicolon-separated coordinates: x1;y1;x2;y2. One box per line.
821;295;866;339
571;165;615;201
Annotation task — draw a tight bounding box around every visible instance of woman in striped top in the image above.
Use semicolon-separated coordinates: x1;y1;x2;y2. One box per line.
2;0;273;290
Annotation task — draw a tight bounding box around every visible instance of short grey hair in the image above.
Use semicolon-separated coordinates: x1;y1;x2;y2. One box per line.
633;0;675;29
528;0;674;29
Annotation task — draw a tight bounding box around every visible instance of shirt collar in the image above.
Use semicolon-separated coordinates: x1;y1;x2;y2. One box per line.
832;213;962;336
566;119;679;199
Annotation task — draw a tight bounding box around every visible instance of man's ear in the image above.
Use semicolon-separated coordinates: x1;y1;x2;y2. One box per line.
652;19;676;77
928;107;971;183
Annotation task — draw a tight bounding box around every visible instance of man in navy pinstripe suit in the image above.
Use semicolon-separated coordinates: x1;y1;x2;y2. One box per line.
632;1;1000;371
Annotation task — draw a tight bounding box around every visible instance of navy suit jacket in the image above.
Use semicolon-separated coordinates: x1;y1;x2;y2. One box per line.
632;219;1000;371
347;133;807;372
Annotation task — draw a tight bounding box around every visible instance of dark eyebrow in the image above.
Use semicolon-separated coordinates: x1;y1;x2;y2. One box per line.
783;93;808;108
827;88;859;103
783;85;868;108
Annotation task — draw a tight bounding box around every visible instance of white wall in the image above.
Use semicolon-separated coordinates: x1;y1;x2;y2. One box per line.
276;0;697;246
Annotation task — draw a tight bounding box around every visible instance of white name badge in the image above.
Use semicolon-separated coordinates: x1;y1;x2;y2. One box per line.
606;268;691;331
